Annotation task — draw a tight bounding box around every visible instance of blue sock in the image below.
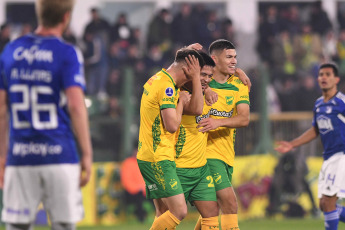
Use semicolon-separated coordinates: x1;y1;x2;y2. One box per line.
337;205;345;222
324;210;339;230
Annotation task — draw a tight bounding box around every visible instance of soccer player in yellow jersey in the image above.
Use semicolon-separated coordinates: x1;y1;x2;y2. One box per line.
197;39;250;230
175;51;219;230
137;47;205;230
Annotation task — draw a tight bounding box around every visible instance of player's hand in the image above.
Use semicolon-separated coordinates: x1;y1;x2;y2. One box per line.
187;43;203;50
80;155;92;187
204;88;218;105
197;118;220;133
275;141;293;153
182;55;200;81
179;91;191;106
235;68;252;92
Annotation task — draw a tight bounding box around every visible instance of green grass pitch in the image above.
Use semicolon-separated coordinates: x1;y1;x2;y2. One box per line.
0;218;325;229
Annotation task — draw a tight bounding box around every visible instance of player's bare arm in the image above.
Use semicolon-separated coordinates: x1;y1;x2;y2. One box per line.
235;68;251;92
197;103;249;133
275;126;319;153
182;55;203;115
66;86;93;187
0;90;8;189
161;91;191;133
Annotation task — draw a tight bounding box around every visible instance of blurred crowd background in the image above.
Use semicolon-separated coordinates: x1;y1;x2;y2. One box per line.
1;0;345;160
1;0;345;224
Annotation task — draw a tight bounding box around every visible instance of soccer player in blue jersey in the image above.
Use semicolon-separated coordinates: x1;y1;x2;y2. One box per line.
275;63;345;230
0;0;93;230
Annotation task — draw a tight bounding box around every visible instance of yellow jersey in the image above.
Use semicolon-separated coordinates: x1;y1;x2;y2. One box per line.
175;101;211;168
205;76;250;166
137;69;180;162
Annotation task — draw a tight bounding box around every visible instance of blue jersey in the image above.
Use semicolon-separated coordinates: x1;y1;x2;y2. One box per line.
0;34;86;166
312;92;345;160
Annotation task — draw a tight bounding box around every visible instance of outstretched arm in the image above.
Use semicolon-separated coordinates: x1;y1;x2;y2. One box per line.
275;127;319;153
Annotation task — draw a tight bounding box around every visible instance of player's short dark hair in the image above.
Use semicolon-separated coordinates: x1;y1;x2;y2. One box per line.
198;51;215;68
320;63;339;77
209;39;235;55
175;47;205;68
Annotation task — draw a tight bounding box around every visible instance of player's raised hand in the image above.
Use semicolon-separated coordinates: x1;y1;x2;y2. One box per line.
179;91;191;106
275;141;293;153
80;155;92;187
197;117;220;133
183;55;200;81
187;43;203;50
204;87;218;105
235;68;252;92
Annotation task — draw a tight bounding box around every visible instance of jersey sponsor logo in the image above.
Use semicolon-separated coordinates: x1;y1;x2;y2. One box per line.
226;96;234;105
147;184;158;191
209;108;233;118
162;96;175;103
165;87;174;97
12;142;62;157
13;46;53;65
169;179;178;190
195;113;210;123
317;115;334;134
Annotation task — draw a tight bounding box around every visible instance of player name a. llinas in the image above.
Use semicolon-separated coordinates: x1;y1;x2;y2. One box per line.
10;68;52;83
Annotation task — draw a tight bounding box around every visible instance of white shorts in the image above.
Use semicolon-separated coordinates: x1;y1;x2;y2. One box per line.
2;164;84;224
318;152;345;198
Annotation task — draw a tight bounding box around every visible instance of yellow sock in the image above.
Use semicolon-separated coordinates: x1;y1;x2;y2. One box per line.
221;214;239;230
201;216;219;230
194;215;202;230
150;211;181;230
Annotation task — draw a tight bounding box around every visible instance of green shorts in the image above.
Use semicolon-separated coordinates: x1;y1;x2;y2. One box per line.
176;164;217;204
137;159;184;199
207;159;234;191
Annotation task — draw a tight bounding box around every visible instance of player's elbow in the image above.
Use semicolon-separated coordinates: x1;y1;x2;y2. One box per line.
241;118;250;127
165;123;179;133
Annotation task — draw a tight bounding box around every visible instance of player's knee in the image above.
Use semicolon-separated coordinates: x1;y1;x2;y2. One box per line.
172;206;188;220
51;222;76;230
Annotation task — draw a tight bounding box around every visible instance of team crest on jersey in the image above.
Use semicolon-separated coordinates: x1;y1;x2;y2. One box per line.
226;96;234;105
165;87;174;97
317;115;334;134
169;179;178;190
326;106;332;114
